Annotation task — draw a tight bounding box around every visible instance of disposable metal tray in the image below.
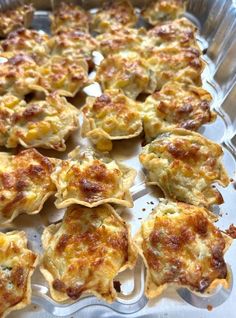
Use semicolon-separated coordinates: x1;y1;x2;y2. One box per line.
2;0;236;317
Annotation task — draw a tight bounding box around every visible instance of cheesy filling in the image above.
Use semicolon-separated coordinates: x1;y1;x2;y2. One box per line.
82;89;143;151
40;204;137;303
139;129;229;207
135;200;231;298
141;81;215;141
0;231;38;318
0;149;56;223
51;147;136;208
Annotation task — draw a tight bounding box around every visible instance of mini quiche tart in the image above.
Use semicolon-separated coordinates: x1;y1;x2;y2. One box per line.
97;27;146;57
0;53;40;97
34;55;88;97
40;204;137;303
2;93;79;151
49;30;98;69
91;0;137;34
96;52;156;100
50;2;91;34
0;231;38;318
82;89;143;151
0;4;34;38
142;0;186;25
134;200;232;299
51;147;136;209
0;28;51;65
146;47;204;89
145;18;200;51
139;129;229;208
0;149;56;223
142;81;216;141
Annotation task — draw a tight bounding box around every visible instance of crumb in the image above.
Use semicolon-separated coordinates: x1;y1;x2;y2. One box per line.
138;217;142;220
230;178;234;182
225;224;236;239
226;212;228;215
207;305;213;311
150;201;154;205
152;208;154;211
113;280;121;293
147;202;150;205
33;235;37;238
142;208;146;211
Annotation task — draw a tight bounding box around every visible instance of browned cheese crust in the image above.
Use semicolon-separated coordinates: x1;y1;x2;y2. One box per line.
50;2;91;34
0;93;79;151
91;0;137;33
134;200;232;298
0;148;56;223
0;231;38;318
51;147;136;208
40;204;137;302
0;28;51;65
139;129;229;207
49;30;98;69
96;52;156;100
145;18;200;51
33;55;88;97
146;46;204;89
0;53;40;97
82;89;143;151
0;5;34;38
142;0;186;25
97;27;146;57
142;81;216;140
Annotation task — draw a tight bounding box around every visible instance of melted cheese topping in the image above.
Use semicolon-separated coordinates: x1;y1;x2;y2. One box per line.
82;89;143;151
142;0;186;25
97;27;146;57
91;0;137;33
0;53;40;97
135;200;231;298
139;129;229;207
0;149;56;223
34;55;88;97
142;81;215;141
96;52;156;100
145;18;200;51
50;2;91;34
0;93;79;151
51;147;136;208
40;204;137;302
0;5;34;38
49;30;98;69
0;28;50;65
147;47;204;89
0;231;38;318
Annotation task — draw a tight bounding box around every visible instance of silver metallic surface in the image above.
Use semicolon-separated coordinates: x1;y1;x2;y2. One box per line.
1;0;236;317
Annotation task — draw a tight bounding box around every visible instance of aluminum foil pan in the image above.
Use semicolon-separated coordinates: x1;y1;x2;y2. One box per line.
2;0;236;317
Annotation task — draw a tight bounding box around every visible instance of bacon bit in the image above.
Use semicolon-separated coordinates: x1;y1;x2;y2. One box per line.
113;280;121;293
66;285;83;300
225;224;236;239
207;305;213;311
52;279;66;292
